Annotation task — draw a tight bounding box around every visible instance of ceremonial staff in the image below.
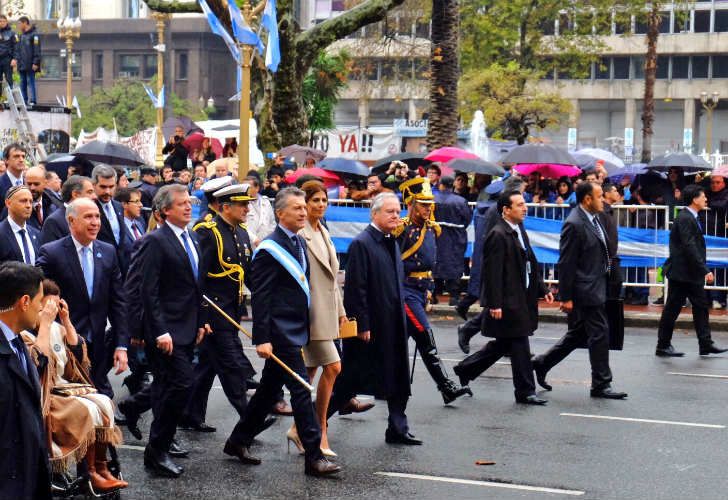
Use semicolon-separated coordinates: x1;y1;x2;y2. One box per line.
203;294;314;392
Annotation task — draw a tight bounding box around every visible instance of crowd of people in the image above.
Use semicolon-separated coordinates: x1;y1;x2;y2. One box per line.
0;135;727;498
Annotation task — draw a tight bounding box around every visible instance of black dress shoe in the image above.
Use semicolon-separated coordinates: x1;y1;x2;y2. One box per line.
168;439;189;458
117;400;142;440
699;344;728;356
223;440;261;465
144;446;182;478
655;345;685;357
385;429;423;445
455;304;469;321
305;457;341;477
179;420;217;432
439;379;473;405
245;377;260;390
457;325;471;354
532;358;552;391
590;386;628;399
516;394;548;405
452;364;470;390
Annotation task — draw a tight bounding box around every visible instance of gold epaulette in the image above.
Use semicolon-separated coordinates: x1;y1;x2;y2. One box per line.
238;222;248;230
391;217;408;238
426;219;442;237
193;219;216;232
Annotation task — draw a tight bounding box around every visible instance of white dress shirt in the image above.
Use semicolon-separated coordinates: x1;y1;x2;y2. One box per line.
71;235;94;284
125;217;143;240
8;217;35;265
5;170;23;187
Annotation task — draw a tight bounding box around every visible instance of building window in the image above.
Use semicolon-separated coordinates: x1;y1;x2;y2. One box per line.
713;55;728;78
414;58;429;80
40;53;81;79
397;59;413;80
43;0;60;19
632;56;645;79
127;0;141;18
414;20;430;39
117;54;156;79
692;55;709;78
177;52;188;80
68;0;80;17
693;10;710;33
656;55;669;79
613;57;630;79
595;58;610;80
672;56;689;79
715;10;728;32
93;52;103;80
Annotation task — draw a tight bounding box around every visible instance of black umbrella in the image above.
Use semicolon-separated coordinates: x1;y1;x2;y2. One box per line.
318;157;369;178
73;141;145;166
501;144;577;166
162;116;203;140
447;158;504;176
371;152;430;173
647;152;712;172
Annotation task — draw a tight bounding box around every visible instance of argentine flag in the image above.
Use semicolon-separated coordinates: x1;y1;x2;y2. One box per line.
198;0;241;62
261;0;280;72
229;0;264;54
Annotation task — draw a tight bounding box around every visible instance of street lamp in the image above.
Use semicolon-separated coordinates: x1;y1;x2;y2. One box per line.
700;90;720;156
57;16;81;107
151;12;171;168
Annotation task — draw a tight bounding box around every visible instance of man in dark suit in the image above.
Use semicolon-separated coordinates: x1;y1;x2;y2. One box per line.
0;185;40;264
22;166;62;230
601;183;623;299
92;165;133;276
656;184;727;357
0;143;26;205
225;187;341;477
39;175;96;246
454;190;553;405
138;167;159;211
532;182;627;399
328;192;419;445
136;184;205;478
0;262;51;500
36;198;129;398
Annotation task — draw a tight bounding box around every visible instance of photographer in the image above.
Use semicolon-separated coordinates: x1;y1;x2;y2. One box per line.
162;125;189;172
260;166;286;198
382;161;411;192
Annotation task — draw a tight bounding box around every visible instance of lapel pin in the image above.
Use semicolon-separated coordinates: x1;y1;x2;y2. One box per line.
96;252;102;258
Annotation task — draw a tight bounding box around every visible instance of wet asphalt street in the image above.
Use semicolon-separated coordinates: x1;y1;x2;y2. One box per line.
110;318;728;499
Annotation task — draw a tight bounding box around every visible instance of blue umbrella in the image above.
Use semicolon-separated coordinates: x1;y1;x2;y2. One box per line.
318;157;369;178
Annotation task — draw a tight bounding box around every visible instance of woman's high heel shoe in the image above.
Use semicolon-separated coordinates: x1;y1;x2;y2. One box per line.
320;447;337;458
286;428;304;455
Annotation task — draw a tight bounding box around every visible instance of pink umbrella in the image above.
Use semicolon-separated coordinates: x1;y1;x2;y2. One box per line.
712;165;728;178
425;147;479;163
513;163;581;179
183;132;223;159
285;167;342;187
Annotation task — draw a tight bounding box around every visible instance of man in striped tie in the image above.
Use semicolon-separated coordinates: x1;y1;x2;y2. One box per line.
116;186;146;241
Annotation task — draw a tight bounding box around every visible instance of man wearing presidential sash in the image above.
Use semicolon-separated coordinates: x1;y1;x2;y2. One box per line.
223;187;341;477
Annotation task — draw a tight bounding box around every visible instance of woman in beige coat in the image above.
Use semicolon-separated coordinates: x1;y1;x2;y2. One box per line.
287;180;346;457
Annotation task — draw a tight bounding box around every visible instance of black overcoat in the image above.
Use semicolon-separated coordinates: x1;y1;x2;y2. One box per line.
481;217;548;338
342;225;410;399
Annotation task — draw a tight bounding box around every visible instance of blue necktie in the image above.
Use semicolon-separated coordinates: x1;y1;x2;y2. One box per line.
105;203;121;244
696;216;703;232
291;235;306;273
17;228;31;264
181;231;198;277
10;336;28;375
81;247;94;299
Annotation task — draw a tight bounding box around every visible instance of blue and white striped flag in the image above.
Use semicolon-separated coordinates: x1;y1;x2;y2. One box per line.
198;0;241;62
143;84;164;109
261;0;280;72
229;0;264;53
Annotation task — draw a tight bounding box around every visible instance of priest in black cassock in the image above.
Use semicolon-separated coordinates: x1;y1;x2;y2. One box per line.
327;192;421;445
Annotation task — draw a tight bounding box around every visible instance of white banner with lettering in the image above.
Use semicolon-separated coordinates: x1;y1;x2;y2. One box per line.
77;127;157;166
308;126;398;161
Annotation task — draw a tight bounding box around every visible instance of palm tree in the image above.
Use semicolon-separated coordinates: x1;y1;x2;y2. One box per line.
427;0;460;149
640;4;661;163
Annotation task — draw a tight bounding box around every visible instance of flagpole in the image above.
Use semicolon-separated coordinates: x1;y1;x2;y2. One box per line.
237;0;257;183
152;12;171;169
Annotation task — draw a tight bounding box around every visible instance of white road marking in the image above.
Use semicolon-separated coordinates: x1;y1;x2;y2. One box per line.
375;471;585;496
117;444;146;451
560;413;725;429
441;357;509;365
668;372;728;380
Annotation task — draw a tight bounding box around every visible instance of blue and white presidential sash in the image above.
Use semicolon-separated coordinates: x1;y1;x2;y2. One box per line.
254;239;311;306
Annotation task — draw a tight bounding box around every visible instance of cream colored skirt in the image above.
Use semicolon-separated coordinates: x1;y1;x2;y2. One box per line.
302;339;340;368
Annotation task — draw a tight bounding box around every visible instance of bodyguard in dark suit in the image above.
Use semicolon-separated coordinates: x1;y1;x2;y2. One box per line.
225;187;340;477
328;192;419;445
0;143;27;205
183;184;257;430
656;185;727;357
532;182;627;399
0;186;40;264
39;175;96;246
137;184;204;478
36;198;129;398
454;191;553;405
92;165;133;276
0;262;51;500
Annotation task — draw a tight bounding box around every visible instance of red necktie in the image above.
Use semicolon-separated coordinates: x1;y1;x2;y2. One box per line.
35;203;43;225
132;223;142;240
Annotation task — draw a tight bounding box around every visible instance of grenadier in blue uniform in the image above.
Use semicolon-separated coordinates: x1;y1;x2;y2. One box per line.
395;178;472;404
